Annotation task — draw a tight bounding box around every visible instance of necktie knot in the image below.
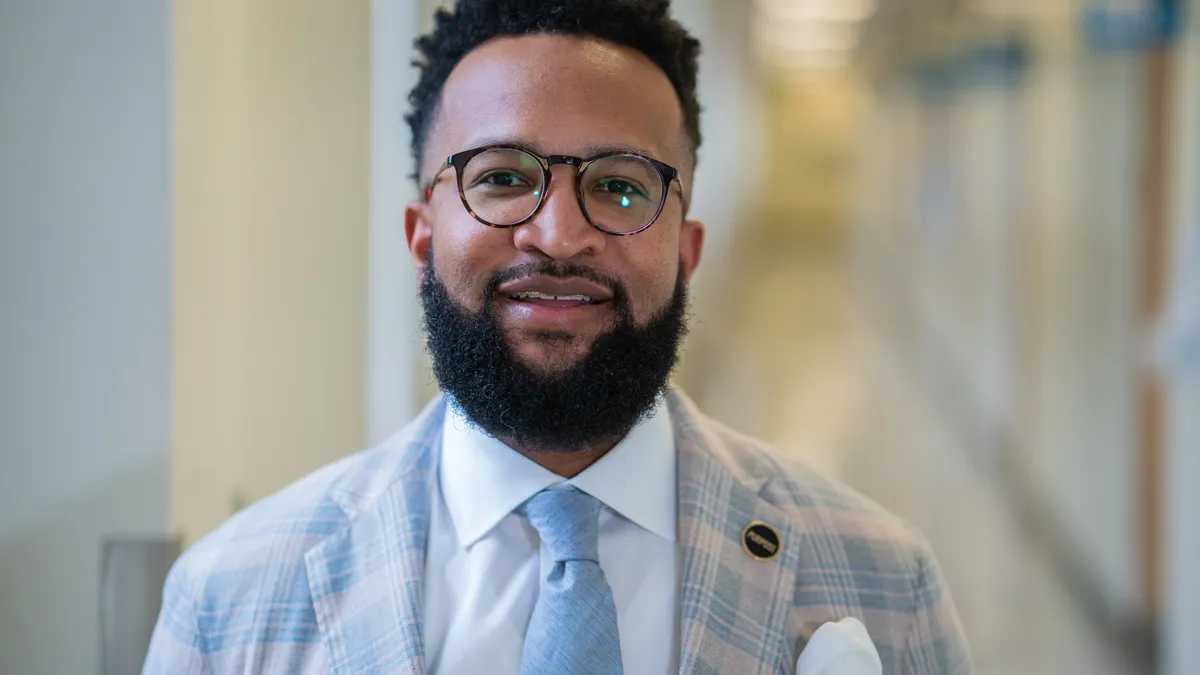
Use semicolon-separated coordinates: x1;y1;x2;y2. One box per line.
521;487;602;563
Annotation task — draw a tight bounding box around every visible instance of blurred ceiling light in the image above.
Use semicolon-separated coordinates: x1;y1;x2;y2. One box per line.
756;14;862;51
971;0;1042;20
755;0;878;24
755;41;858;71
772;47;855;70
753;0;875;71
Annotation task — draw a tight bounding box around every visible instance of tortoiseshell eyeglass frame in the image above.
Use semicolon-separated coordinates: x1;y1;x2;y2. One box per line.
422;144;685;236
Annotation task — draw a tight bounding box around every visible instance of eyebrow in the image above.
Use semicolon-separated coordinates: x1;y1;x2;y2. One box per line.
460;136;661;160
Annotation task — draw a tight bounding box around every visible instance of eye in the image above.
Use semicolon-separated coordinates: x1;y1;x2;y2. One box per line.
595;177;642;196
593;177;650;206
479;171;532;188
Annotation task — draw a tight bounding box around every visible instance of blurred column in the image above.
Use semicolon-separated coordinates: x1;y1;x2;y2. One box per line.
366;0;426;443
1161;1;1200;671
672;0;766;264
669;0;769;418
1163;378;1199;675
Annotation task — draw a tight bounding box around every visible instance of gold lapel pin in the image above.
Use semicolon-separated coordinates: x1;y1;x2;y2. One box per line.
742;521;781;561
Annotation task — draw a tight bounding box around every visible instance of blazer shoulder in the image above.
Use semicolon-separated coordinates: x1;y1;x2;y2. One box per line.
673;391;973;672
177;397;447;584
174;417;443;598
695;408;928;559
169;449;365;593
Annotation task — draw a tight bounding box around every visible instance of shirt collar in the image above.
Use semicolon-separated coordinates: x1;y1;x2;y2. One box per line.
439;397;676;549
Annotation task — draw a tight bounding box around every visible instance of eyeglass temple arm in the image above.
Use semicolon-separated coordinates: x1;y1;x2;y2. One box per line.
670;175;692;214
423;159;453;202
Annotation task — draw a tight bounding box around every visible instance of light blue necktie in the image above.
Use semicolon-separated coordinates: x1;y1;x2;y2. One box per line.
520;487;623;675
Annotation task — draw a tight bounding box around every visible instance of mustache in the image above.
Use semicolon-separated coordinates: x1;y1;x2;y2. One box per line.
484;261;629;306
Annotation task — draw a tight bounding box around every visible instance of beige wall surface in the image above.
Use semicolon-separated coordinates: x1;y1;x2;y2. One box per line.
171;0;370;543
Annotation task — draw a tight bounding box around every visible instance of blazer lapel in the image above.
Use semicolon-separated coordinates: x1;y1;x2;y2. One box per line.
671;390;801;675
305;398;446;675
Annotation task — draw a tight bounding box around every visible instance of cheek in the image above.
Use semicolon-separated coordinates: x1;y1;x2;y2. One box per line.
613;227;682;321
431;216;516;309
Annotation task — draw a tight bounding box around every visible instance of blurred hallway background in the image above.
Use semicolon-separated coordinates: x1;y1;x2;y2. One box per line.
2;0;1198;673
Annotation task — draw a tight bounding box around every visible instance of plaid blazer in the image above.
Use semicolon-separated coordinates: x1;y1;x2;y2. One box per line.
144;388;972;675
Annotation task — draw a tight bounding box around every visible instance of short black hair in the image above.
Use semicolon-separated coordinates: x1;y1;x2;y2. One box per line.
406;0;702;180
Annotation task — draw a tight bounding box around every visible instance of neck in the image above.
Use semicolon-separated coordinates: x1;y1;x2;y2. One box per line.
500;435;623;478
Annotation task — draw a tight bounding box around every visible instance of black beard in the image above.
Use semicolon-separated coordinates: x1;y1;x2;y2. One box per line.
419;258;688;453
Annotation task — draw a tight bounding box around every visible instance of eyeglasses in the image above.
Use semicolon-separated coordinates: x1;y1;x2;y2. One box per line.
423;144;684;236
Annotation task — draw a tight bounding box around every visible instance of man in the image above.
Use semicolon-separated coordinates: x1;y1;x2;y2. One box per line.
144;0;972;673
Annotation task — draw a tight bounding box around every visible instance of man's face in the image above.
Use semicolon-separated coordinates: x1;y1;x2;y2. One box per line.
405;34;704;375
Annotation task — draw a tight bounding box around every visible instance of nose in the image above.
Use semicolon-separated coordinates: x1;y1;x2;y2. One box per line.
512;165;607;260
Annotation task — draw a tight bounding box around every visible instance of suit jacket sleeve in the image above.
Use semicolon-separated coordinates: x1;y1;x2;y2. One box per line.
902;529;974;675
141;559;209;675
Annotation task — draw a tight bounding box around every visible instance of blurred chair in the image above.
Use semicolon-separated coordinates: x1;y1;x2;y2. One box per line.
100;537;181;675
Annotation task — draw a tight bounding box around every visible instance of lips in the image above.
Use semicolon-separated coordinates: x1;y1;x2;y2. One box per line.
496;275;614;307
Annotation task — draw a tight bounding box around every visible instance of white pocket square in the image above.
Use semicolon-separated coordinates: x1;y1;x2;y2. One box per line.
795;618;882;675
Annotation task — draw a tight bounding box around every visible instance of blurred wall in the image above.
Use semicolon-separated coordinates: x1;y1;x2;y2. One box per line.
170;0;370;542
0;1;172;673
1019;0;1144;617
856;0;1147;621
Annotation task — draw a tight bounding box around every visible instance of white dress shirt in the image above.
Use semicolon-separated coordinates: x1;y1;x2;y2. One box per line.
424;399;679;675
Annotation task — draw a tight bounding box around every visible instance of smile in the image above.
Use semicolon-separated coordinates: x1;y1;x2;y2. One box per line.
507;291;609;306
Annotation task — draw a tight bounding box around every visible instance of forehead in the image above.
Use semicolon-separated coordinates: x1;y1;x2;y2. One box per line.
426;34;687;173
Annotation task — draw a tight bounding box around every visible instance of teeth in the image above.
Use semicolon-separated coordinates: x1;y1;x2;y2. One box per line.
511;291;593;302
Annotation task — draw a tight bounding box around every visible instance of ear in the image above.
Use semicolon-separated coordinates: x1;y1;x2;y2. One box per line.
678;218;704;285
405;199;434;280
